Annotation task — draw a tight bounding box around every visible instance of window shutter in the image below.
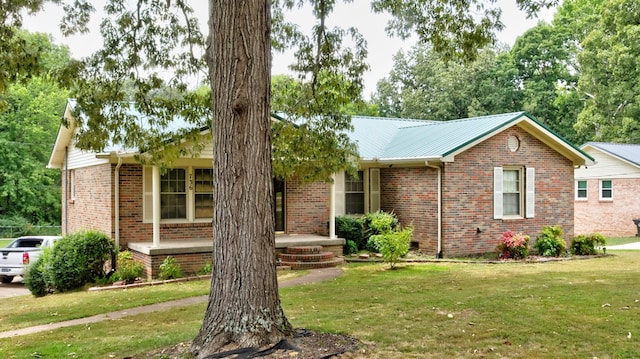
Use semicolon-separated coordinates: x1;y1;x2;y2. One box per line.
334;171;345;216
143;166;153;222
494;167;503;219
526;167;535;218
369;168;380;212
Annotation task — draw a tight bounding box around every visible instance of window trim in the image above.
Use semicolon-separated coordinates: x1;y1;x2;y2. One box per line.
344;170;365;215
143;166;214;224
494;166;535;220
576;180;588;200
502;167;523;218
599;179;613;201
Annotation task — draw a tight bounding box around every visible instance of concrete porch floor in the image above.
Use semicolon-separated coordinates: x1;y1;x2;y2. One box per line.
128;234;345;256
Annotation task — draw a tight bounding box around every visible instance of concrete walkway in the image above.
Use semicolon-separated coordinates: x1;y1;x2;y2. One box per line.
0;267;343;339
605;241;640;250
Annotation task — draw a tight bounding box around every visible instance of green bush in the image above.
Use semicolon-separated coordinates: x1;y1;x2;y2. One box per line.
377;225;413;269
364;210;398;236
335;216;366;250
113;250;144;284
159;256;183;280
343;239;358;255
47;230;116;292
535;225;567;257
23;247;54;297
571;233;606;255
365;211;399;252
198;262;212;276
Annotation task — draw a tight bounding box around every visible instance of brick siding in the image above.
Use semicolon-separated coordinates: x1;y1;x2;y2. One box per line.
380;127;575;257
63;164;114;237
575;178;640;237
285;177;330;236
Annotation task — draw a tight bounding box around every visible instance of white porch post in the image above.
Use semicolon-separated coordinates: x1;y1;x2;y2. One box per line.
329;173;336;239
152;165;161;247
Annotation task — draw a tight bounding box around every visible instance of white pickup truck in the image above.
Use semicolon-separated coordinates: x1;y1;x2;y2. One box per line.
0;236;62;284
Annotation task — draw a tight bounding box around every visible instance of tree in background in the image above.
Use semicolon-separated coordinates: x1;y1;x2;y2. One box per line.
372;45;523;120
0;30;69;225
575;0;640;142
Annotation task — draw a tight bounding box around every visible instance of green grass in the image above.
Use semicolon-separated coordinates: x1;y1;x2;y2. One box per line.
1;253;639;358
0;239;12;247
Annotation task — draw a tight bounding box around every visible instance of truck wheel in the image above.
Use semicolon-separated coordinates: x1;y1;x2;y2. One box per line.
0;276;14;284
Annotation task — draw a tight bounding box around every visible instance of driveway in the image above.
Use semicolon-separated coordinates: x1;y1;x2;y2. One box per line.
0;277;30;298
606;241;640;250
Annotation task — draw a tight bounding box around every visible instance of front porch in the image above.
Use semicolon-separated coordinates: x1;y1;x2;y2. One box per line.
128;234;345;280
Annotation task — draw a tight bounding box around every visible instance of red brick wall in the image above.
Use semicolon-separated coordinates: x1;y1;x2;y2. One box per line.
285;178;330;235
132;250;212;280
441;127;574;256
379;127;575;257
380;167;439;253
118;164;213;248
63;164;114;238
575;178;640;237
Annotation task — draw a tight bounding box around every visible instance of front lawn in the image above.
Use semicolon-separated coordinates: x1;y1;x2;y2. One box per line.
606;236;640;246
0;252;638;358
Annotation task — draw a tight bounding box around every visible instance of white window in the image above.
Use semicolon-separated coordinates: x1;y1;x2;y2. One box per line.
143;166;214;223
345;171;364;215
69;169;76;201
160;169;187;219
494;167;535;219
576;180;587;200
600;180;613;200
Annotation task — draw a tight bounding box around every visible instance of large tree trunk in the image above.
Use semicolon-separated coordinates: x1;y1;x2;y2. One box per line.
191;1;292;357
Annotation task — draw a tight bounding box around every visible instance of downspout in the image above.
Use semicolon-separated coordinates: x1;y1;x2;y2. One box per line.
329;173;336;239
64;147;68;234
114;154;123;249
426;161;442;258
112;154;123;273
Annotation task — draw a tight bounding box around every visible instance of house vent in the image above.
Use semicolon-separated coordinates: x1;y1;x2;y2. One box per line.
507;135;520;152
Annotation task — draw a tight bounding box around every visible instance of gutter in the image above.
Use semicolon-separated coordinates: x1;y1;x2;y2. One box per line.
425;161;443;258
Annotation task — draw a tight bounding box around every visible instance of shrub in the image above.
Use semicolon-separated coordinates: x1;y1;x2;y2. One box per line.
377;225;413;269
335;216;366;250
159;256;183;280
198;262;212;276
343;239;358;255
535;225;567;257
47;230;116;292
23;247;53;297
496;230;530;259
364;211;399;252
571;233;606;255
364;210;398;236
113;250;144;284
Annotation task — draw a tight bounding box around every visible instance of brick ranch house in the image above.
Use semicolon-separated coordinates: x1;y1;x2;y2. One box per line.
48;100;593;277
575;142;640;237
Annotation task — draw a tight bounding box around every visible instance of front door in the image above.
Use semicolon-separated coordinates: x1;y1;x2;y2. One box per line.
274;179;285;232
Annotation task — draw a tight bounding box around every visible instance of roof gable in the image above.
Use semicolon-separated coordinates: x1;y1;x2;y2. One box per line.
582;142;640;168
352;112;594;166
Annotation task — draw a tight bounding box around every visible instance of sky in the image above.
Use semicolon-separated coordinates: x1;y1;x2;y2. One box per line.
22;1;555;97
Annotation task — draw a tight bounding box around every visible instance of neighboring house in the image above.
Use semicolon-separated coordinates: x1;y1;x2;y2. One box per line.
574;142;640;237
48;100;593;277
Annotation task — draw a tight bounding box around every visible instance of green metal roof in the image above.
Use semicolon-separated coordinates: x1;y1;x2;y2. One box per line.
350;112;594;166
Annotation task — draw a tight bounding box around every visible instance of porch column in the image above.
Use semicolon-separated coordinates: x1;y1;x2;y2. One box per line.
152;165;160;247
329;173;336;239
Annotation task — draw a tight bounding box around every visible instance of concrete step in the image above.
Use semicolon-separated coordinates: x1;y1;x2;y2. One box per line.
285;246;323;255
279;257;344;270
278;251;335;263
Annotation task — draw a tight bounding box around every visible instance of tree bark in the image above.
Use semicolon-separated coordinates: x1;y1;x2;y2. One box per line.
191;1;292;357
